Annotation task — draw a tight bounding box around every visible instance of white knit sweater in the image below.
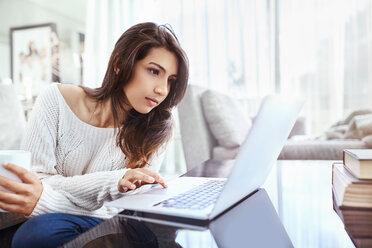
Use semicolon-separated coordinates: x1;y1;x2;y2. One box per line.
21;83;163;219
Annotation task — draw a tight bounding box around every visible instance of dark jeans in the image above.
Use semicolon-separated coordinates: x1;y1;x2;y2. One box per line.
10;213;103;248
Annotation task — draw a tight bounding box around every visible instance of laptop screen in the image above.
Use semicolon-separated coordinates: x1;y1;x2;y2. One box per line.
210;95;303;219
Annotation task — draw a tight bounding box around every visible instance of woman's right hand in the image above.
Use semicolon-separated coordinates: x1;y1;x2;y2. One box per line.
0;163;43;215
118;168;167;193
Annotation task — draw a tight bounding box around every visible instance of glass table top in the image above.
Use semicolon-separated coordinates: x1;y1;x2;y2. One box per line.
63;160;355;248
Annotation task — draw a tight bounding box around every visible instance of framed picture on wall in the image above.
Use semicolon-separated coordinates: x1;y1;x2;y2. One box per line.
10;23;60;100
78;32;85;85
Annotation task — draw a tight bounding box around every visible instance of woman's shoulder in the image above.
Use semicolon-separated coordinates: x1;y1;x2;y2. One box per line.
37;83;82;104
57;84;84;107
56;84;87;115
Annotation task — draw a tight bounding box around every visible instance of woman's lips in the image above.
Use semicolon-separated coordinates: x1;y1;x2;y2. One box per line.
146;97;158;107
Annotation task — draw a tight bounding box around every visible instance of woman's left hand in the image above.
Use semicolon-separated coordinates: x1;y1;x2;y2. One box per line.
0;163;43;215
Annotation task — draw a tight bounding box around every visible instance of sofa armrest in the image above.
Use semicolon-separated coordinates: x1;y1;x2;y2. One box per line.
178;85;217;170
288;116;306;138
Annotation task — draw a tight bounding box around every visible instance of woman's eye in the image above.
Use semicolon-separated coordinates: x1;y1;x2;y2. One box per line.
168;78;176;84
149;69;159;75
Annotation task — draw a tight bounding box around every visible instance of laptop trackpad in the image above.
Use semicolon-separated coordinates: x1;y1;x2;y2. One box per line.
124;184;167;196
127;177;211;197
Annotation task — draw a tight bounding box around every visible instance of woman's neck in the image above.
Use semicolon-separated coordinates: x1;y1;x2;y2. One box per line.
86;97;128;128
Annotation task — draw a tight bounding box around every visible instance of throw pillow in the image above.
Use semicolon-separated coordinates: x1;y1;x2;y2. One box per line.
201;90;252;148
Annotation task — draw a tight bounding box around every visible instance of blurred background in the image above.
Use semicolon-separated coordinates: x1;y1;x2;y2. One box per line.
1;0;372;174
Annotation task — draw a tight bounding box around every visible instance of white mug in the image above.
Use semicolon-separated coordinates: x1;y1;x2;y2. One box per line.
0;150;31;212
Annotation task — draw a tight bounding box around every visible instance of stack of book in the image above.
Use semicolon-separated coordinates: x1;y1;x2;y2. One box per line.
332;149;372;248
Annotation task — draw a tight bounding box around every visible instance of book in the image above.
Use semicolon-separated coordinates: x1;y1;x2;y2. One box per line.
332;189;372;237
344;149;372;180
332;163;372;208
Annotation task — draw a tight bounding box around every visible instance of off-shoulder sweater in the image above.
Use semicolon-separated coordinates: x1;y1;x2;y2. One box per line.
21;83;162;219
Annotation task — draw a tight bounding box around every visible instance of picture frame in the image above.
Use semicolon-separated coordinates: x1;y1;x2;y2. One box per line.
78;32;85;85
10;23;59;100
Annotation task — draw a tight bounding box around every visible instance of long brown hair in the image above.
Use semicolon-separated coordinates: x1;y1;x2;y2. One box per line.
81;22;189;168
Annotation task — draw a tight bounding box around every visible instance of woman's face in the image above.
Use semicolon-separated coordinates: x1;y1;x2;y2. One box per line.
123;47;178;114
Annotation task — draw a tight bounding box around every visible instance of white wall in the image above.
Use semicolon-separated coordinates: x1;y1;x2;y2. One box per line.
0;0;87;84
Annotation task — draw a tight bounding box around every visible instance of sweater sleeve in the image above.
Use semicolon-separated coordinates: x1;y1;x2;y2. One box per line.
21;85;128;217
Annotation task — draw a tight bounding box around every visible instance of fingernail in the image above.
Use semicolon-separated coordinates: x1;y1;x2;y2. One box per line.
130;184;136;189
2;163;9;168
148;177;155;182
123;187;128;192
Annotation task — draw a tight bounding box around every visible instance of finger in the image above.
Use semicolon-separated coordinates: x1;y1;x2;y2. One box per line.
159;181;168;188
118;179;137;193
135;169;167;188
138;168;163;181
0;190;25;205
2;163;36;184
125;171;155;184
138;168;166;185
0;201;22;213
118;186;128;193
0;176;28;194
134;180;142;187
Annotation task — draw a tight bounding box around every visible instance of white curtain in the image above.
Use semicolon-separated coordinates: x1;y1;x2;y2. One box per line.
83;0;274;175
278;0;372;134
84;0;274;97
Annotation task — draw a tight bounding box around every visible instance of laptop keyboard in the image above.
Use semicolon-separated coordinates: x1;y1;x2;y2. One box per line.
154;180;225;210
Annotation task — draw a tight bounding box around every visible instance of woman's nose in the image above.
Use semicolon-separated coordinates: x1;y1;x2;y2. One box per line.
154;80;169;96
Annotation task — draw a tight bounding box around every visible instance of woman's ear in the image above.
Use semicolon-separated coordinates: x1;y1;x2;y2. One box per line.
114;66;120;75
113;53;120;75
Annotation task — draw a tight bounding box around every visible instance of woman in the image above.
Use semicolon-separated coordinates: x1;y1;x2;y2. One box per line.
0;22;188;247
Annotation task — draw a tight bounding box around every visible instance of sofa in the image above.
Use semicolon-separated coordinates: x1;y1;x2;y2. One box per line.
0;84;27;150
177;85;368;170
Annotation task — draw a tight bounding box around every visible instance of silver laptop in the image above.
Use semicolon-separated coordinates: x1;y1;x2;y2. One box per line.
105;95;303;225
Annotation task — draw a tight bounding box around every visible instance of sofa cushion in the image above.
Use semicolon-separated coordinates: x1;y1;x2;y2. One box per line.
201;90;252;148
212;146;240;160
